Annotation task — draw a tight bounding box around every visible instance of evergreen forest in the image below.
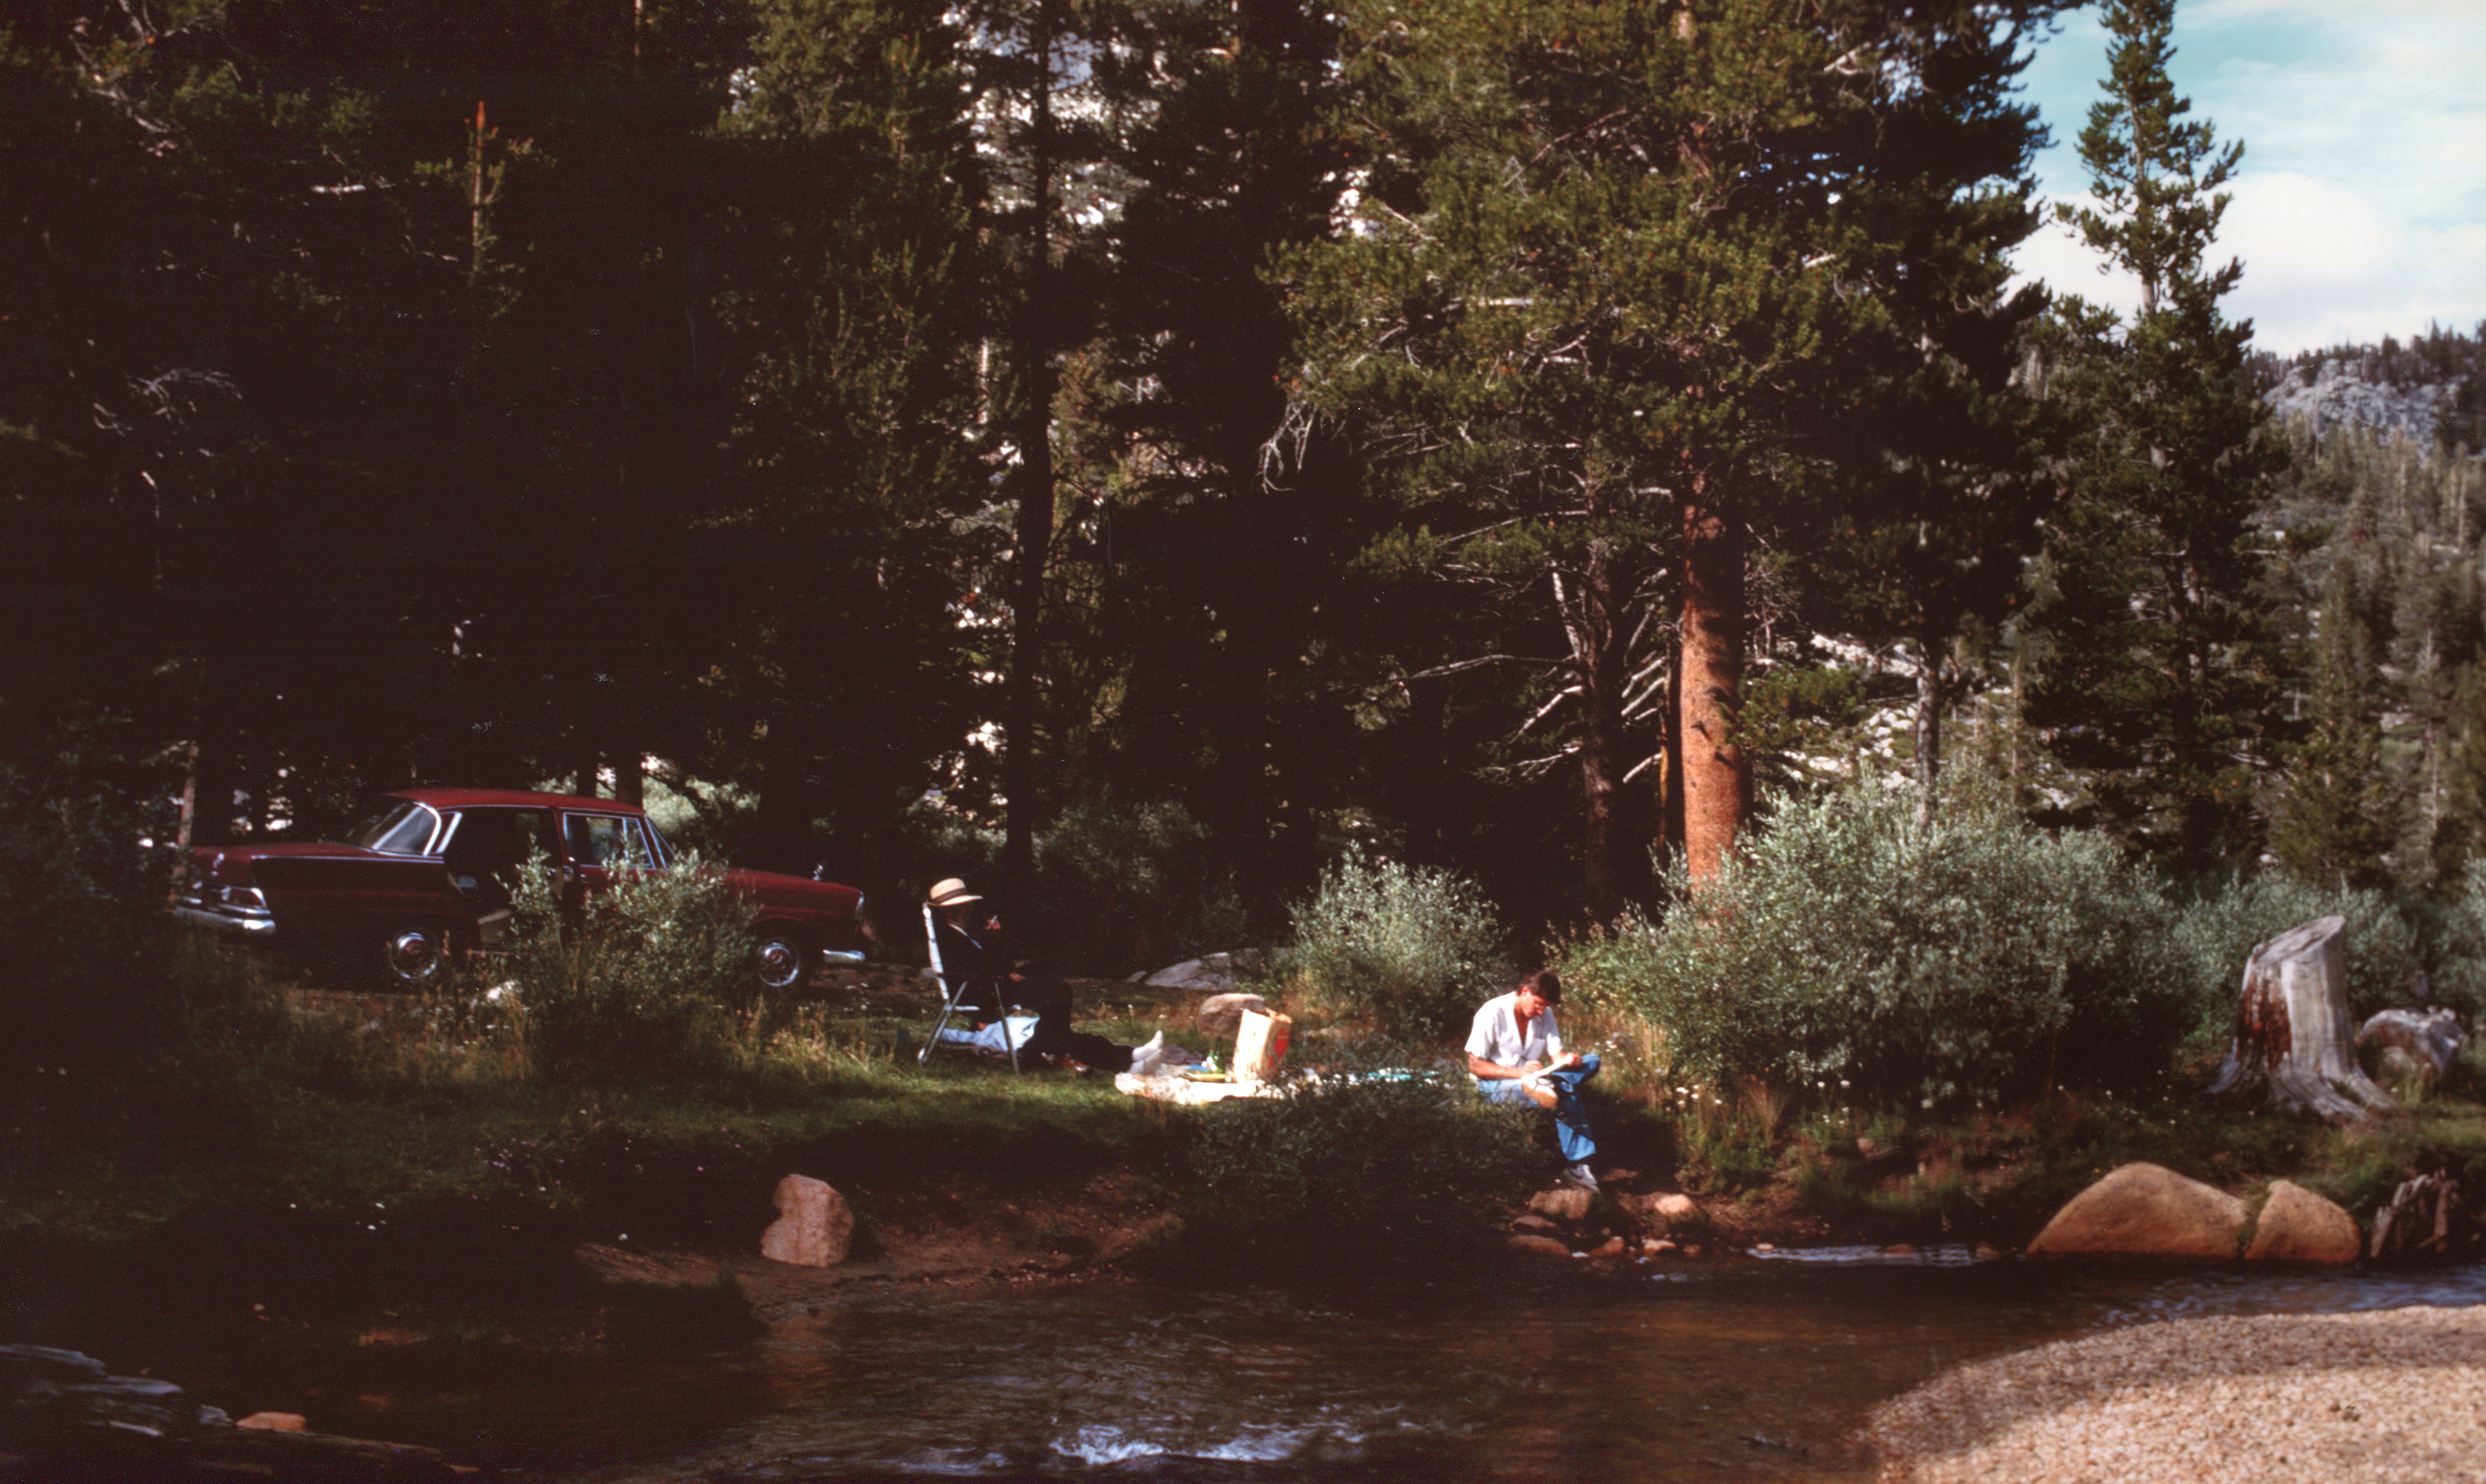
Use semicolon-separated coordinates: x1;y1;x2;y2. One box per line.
8;0;2486;961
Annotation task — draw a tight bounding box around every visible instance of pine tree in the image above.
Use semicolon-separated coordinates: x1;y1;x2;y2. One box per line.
2268;565;2399;888
2434;663;2486;878
1284;0;2074;910
704;0;991;876
2024;0;2283;868
1074;0;1359;883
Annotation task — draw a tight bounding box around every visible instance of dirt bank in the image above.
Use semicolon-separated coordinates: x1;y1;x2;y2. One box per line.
574;1166;1184;1326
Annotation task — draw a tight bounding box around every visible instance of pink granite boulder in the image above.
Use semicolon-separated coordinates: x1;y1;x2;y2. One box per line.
759;1173;854;1267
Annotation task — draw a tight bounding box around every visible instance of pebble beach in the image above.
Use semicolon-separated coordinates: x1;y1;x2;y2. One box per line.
1859;1303;2486;1483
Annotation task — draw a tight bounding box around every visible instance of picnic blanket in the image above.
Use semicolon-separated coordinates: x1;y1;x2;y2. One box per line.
1112;1070;1284;1104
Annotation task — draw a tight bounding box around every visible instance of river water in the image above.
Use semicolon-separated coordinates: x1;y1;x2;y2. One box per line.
306;1251;2486;1483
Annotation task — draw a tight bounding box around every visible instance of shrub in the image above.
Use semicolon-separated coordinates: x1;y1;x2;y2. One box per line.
1182;1072;1540;1247
1285;847;1504;1041
505;851;762;1082
1561;785;2190;1110
0;770;278;1077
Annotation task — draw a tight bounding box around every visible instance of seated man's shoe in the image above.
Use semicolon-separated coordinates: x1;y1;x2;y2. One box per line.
1561;1163;1599;1191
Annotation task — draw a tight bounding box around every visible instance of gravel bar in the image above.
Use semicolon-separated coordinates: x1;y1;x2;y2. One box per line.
1859;1303;2486;1483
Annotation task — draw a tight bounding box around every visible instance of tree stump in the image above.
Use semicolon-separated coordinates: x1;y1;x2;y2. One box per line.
2369;1171;2462;1261
2204;916;2393;1124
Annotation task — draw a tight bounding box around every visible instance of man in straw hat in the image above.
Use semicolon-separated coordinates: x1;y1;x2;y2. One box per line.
929;877;1162;1075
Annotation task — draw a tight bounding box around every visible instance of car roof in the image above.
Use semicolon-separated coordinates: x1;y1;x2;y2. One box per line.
387;787;645;816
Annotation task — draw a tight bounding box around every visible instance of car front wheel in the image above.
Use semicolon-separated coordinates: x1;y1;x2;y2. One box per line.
753;927;813;993
378;922;448;989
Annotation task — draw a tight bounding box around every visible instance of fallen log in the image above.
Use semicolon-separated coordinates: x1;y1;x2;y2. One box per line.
1;1345;467;1481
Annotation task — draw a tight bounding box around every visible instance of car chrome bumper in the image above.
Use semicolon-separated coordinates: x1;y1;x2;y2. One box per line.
820;948;867;967
170;904;279;938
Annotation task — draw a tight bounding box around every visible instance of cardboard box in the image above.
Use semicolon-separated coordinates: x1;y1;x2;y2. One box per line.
1233;1007;1292;1084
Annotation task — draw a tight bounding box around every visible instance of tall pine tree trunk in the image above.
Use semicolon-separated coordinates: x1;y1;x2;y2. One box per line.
1679;485;1748;886
1570;527;1648;921
1001;0;1059;889
1914;642;1945;829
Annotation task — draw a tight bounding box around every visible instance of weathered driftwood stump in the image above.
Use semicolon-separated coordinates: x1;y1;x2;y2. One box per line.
2369;1171;2462;1260
2205;916;2393;1124
2358;1006;2469;1095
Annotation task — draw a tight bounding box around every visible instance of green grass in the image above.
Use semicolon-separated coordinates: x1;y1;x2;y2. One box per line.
0;979;1185;1254
11;958;2486;1274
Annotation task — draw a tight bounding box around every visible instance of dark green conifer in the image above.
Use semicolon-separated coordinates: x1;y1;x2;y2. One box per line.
1284;0;2073;911
2268;565;2400;889
2024;0;2284;867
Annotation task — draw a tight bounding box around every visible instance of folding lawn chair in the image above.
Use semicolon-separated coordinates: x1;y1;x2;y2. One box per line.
919;900;1020;1072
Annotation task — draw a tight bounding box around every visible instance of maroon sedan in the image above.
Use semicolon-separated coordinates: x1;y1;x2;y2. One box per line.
174;787;869;990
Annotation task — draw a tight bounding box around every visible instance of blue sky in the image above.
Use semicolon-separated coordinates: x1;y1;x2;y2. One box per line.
2010;0;2486;356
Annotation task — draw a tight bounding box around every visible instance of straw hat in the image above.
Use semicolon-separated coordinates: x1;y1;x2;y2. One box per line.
927;877;982;907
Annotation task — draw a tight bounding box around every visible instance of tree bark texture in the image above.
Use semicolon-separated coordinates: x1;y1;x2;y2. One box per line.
1913;652;1943;829
1001;0;1061;890
1678;490;1748;887
2206;916;2394;1124
1568;525;1650;923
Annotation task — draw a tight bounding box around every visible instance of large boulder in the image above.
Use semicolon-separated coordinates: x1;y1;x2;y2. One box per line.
759;1174;854;1267
1527;1187;1593;1222
1195;991;1271;1040
2025;1162;2246;1260
2244;1179;2363;1265
1150;952;1267;996
1650;1193;1702;1225
1613;1191;1700;1237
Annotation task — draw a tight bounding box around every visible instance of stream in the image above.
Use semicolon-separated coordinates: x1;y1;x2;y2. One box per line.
230;1251;2486;1483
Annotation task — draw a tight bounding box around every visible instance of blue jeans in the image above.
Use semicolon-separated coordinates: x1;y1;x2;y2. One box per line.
1475;1052;1599;1164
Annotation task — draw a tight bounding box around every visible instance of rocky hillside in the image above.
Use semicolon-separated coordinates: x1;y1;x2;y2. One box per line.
2255;324;2485;450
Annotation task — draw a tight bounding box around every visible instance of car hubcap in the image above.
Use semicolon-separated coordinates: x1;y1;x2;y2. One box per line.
760;940;800;987
388;930;438;980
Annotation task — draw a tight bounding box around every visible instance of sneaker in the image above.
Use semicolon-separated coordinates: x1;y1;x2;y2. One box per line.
1561;1163;1599;1192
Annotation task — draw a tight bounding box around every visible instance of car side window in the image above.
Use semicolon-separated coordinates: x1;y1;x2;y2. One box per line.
446;810;541;875
564;813;654;871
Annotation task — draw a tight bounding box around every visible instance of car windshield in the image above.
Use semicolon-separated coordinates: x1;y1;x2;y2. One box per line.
345;800;443;856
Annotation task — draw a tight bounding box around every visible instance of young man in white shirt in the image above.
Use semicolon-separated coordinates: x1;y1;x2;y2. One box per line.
1466;969;1601;1190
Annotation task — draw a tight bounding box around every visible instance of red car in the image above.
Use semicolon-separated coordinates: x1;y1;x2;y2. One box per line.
173;787;869;990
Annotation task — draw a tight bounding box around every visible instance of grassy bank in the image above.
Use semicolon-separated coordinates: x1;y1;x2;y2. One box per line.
8;926;2486;1398
11;965;2486;1271
1;974;1188;1253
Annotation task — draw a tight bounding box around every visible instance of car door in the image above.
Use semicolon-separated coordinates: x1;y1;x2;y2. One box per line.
558;810;661;901
439;807;548;946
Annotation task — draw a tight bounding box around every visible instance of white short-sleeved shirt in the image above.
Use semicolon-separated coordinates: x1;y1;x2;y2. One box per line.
1466;992;1561;1068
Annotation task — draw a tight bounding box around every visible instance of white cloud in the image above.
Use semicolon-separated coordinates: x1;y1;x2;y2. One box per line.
2012;173;2486;353
2014;1;2486;354
2222;175;2486;349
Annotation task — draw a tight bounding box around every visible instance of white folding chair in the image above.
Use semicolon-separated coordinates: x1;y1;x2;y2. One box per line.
919;901;1019;1072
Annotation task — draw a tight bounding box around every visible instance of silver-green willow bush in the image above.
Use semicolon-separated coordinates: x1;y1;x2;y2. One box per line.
1286;846;1505;1041
1562;787;2193;1108
506;851;762;1082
